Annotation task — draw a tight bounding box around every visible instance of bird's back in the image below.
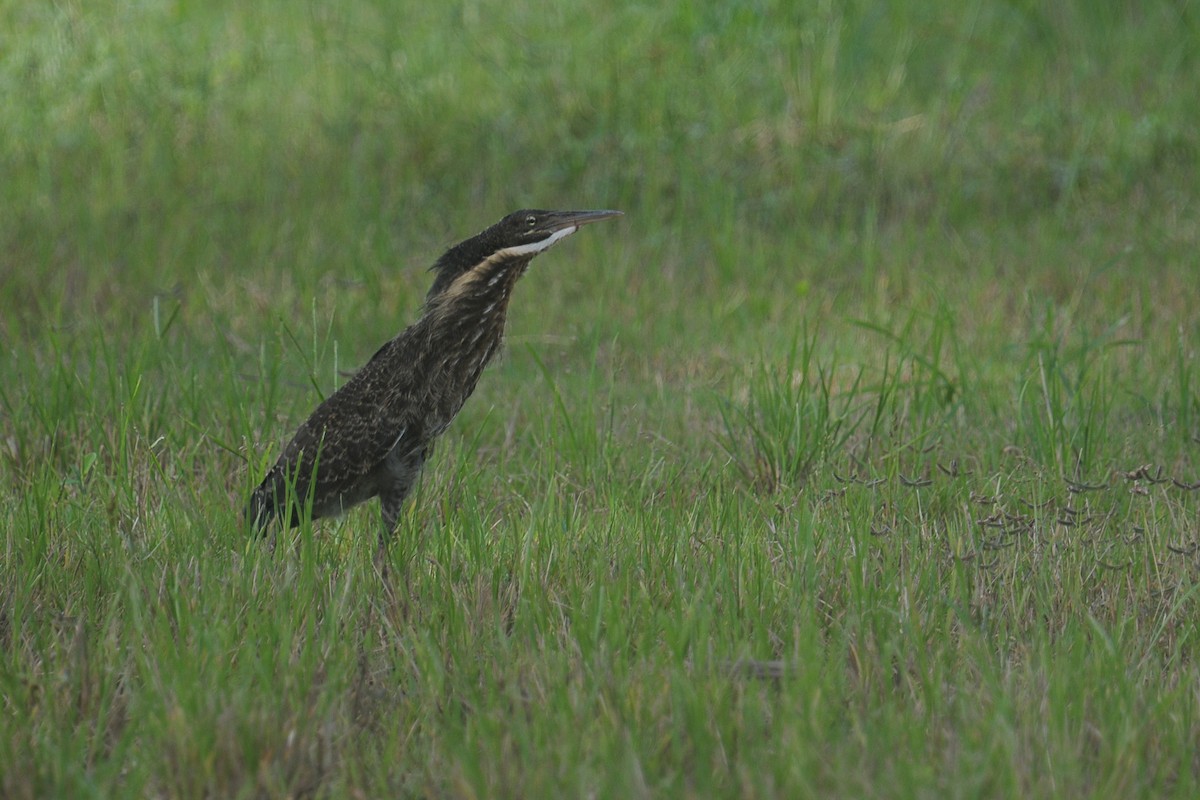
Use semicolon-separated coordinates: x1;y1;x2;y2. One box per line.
247;311;493;529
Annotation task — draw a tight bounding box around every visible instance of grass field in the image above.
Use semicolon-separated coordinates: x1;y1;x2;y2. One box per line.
2;1;1199;797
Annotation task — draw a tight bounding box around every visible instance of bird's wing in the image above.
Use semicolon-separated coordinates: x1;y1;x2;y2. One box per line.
261;338;426;505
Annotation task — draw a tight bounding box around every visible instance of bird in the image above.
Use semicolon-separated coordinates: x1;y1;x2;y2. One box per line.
246;208;622;546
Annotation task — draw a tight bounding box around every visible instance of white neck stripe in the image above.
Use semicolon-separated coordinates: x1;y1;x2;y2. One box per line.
489;226;577;260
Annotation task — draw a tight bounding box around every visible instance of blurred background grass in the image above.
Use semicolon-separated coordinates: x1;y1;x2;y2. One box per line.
2;1;1200;797
3;0;1195;323
3;0;1196;495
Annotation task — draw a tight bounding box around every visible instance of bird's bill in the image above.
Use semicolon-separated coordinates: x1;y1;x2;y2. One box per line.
540;209;623;233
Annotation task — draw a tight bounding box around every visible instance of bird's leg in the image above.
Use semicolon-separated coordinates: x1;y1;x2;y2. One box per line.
376;484;410;584
374;446;429;580
375;498;399;565
374;536;393;594
378;447;429;542
379;490;407;542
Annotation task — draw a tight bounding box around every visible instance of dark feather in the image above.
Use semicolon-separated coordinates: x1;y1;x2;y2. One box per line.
246;209;622;542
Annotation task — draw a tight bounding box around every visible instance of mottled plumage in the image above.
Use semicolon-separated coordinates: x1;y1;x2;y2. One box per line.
246;209;621;541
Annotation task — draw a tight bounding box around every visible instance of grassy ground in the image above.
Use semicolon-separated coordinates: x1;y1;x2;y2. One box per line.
2;0;1199;796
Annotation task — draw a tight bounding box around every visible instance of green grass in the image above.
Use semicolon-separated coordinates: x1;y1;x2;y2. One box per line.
2;0;1199;797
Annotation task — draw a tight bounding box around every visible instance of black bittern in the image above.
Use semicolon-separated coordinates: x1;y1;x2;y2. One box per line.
246;209;622;544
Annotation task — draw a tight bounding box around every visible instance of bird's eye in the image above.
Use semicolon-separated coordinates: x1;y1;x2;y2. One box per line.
526;215;536;227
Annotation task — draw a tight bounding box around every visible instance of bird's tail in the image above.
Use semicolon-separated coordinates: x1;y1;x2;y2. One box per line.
244;484;277;534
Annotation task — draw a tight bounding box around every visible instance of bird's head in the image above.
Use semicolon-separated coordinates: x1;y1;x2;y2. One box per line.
427;209;622;301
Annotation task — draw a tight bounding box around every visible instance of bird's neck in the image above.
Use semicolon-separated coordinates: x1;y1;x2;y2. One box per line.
419;254;532;379
426;251;530;316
